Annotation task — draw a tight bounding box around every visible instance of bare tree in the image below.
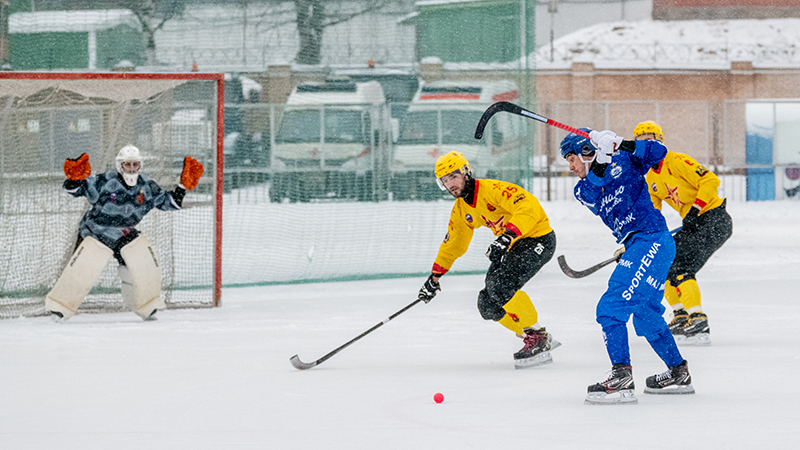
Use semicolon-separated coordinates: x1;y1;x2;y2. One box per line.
128;0;186;66
293;0;392;65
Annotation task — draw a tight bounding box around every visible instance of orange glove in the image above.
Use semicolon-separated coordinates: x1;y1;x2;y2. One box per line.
64;153;91;180
180;156;204;190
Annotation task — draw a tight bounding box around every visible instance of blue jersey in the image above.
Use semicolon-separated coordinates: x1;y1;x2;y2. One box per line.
65;171;183;249
574;140;669;243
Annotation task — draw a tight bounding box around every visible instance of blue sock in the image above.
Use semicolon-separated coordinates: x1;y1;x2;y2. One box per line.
602;323;631;366
648;331;684;367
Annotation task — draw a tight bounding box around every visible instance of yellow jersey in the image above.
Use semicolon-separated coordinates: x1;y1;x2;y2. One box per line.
645;151;724;218
432;179;553;274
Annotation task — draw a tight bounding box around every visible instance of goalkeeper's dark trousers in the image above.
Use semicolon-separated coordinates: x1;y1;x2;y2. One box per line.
478;231;556;321
667;199;732;285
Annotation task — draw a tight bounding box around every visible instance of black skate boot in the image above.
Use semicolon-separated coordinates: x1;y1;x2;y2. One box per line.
644;359;695;394
585;363;637;405
513;327;561;370
682;312;710;345
667;308;689;341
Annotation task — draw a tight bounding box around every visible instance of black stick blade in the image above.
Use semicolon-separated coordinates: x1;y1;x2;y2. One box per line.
474;101;521;139
289;355;317;370
557;255;616;279
557;255;579;279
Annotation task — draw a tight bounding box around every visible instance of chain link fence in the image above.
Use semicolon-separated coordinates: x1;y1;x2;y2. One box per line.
222;98;800;204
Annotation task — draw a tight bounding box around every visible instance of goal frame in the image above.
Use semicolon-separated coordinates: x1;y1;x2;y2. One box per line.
0;71;225;307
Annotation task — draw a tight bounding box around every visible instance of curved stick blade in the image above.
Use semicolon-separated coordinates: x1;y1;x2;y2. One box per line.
557;255;578;279
289;355;317;370
474;102;520;139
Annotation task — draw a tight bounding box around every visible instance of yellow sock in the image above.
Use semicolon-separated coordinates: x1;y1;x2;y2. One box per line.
676;278;703;312
664;280;683;310
498;290;538;335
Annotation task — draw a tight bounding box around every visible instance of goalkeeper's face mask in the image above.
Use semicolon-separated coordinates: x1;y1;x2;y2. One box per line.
116;145;143;187
119;161;141;186
121;161;141;174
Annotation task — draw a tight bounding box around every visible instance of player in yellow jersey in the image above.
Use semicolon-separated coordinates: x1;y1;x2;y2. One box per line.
417;151;560;369
634;121;733;345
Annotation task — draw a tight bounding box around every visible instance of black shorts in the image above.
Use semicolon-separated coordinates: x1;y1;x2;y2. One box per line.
477;231;556;321
75;230;140;266
667;200;732;284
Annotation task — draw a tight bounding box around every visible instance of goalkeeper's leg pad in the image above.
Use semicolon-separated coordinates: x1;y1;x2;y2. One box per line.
45;236;113;320
119;235;165;319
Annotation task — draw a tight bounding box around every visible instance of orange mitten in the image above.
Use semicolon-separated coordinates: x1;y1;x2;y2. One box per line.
180;156;204;190
64;153;91;180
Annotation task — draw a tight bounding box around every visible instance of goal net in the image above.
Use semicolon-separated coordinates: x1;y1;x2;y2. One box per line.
0;73;223;319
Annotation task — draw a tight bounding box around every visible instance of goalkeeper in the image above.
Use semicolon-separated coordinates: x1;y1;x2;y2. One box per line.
45;145;204;321
417;151;559;369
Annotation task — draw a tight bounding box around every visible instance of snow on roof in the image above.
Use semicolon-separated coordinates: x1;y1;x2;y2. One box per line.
225;73;263;101
10;9;139;34
535;18;800;70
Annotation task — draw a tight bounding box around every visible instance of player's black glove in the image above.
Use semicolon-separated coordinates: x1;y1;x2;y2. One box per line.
418;274;441;303
682;206;701;233
486;233;514;264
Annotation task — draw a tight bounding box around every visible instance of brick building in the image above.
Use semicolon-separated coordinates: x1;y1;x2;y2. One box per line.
652;0;800;20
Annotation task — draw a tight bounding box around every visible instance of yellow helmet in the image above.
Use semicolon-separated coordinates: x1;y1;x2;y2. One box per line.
435;151;471;179
633;121;664;142
434;151;471;190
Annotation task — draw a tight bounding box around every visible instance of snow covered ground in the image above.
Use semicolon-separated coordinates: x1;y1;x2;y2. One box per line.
1;200;799;449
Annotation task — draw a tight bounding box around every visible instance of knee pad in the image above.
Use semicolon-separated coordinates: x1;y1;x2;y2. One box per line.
45;236;113;320
673;277;702;312
477;289;506;322
497;290;538;334
119;235;165;319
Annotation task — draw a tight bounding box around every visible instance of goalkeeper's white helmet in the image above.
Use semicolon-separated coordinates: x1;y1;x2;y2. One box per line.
115;145;142;186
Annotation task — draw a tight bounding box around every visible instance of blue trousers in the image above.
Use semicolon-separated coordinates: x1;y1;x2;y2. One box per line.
596;230;683;367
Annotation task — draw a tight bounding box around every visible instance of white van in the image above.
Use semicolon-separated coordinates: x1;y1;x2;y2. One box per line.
391;80;526;199
271;80;386;201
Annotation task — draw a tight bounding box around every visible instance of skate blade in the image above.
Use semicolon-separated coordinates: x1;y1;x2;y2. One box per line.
680;333;711;346
584;390;638;405
550;339;562;351
514;351;553;369
644;384;695;395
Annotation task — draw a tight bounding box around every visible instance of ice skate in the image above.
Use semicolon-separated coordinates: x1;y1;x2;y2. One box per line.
585;363;637;405
513;327;561;370
681;312;710;346
667;308;688;342
644;359;695;394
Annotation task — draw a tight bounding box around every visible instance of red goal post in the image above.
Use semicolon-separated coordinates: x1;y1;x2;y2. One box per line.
0;72;224;317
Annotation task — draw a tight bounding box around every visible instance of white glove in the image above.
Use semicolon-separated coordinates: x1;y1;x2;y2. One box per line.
589;130;623;164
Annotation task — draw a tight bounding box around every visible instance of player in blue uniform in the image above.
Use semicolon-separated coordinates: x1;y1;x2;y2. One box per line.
560;129;694;404
45;145;204;321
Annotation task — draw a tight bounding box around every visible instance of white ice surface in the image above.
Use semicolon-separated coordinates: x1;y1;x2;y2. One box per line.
1;200;799;449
